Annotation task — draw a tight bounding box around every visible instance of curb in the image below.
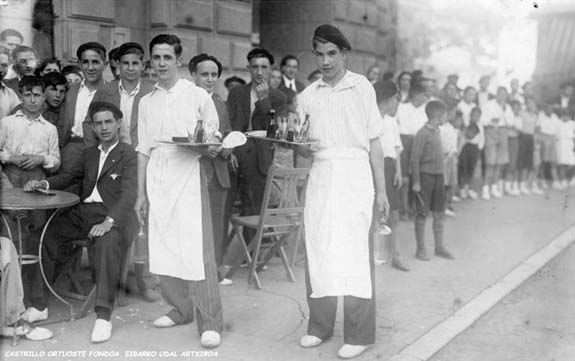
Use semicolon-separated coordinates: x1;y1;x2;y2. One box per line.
390;224;575;361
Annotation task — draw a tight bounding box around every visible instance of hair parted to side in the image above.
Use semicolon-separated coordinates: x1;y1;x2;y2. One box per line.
425;100;447;119
19;75;45;93
280;55;298;67
149;34;182;57
88;101;123;122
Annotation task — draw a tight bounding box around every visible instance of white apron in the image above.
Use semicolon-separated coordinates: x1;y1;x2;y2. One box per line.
305;147;374;299
147;144;204;281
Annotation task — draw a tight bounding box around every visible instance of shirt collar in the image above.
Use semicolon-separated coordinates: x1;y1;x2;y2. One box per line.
153;78;185;94
119;80;141;96
283;75;294;85
316;70;355;91
98;141;119;155
16;110;46;124
79;80;98;94
425;122;439;131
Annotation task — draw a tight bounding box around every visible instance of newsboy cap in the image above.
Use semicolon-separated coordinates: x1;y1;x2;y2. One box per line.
313;24;351;51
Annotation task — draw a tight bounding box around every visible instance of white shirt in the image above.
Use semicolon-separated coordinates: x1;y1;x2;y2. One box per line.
119;80;141;145
538;111;559;136
396;102;427;135
457;101;476;127
84;142;119;203
560;95;570;108
283;75;297;92
379;114;402;159
439;122;458;155
478;91;491;109
249;86;258;130
296;71;384;152
136;79;220;157
0;111;60;170
480;99;514;128
72;81;98;137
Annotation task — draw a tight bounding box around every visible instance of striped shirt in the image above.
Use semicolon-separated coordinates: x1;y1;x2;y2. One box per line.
0;110;60;171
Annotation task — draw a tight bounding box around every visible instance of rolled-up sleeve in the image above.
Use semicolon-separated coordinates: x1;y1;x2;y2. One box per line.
361;80;384;140
43;126;60;172
135;97;151;157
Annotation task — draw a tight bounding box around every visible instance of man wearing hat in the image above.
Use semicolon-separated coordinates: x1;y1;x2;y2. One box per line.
295;24;389;359
89;42;158;302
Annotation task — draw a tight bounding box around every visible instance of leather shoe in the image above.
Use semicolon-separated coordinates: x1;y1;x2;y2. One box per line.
300;335;322;348
337;344;370;359
415;250;430;261
140;288;161;302
20;307;48;323
91;319;112;343
435;248;454;260
153;315;176;328
200;330;221;348
391;258;410;272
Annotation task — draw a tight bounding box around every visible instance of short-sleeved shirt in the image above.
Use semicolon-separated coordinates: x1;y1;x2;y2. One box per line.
480;99;514;128
296;71;383;152
379;114;402;159
538;111;559;136
136;79;220;157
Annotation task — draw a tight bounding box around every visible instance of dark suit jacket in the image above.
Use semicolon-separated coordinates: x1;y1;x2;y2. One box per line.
4;77;20;96
201;94;231;189
227;83;287;175
58;82;81;148
278;77;305;94
86;80;154;147
47;142;138;237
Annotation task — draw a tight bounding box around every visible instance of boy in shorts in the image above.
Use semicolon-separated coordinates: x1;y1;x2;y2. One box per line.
411;100;454;261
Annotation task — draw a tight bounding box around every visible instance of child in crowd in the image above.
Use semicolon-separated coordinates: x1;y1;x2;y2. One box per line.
536;103;560;190
517;97;541;194
503;100;522;196
440;108;461;216
458;86;478;127
396;82;428;221
480;87;513;200
458;107;483;199
411;100;454;261
555;108;575;188
373;79;409;271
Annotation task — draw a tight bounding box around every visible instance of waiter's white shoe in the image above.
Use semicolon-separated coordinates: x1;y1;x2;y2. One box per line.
300;335;322;348
21;307;48;323
153;315;176;328
337;344;370;359
200;330;221;348
91;319;112;343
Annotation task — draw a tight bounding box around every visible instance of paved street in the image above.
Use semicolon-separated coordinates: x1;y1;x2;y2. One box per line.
431;242;575;361
2;188;575;361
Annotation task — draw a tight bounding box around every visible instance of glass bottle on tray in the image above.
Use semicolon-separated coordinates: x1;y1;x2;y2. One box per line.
267;109;277;139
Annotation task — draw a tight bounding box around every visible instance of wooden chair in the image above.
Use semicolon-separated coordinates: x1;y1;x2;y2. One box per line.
226;166;309;289
55;238;131;320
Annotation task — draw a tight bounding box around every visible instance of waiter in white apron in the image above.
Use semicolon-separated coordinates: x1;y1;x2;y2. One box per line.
296;25;389;359
135;34;223;349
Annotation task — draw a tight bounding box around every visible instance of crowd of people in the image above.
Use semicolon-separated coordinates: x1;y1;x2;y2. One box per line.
0;22;574;359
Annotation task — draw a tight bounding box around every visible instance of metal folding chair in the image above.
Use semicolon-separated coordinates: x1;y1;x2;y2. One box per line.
226;166;309;289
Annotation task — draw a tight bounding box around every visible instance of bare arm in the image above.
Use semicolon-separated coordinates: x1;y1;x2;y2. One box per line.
135;153;150;225
370;138;389;218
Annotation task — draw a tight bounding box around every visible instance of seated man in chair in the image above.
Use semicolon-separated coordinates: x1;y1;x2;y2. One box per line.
24;101;138;343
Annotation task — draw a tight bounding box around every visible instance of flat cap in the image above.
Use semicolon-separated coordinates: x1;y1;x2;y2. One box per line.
76;42;107;60
117;42;145;59
313;24;351;51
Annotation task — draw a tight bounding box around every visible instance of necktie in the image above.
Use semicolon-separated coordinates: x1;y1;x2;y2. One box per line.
289;82;294;91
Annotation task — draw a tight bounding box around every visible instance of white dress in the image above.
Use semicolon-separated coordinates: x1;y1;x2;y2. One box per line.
136;79;219;281
556;120;575;166
297;71;384;299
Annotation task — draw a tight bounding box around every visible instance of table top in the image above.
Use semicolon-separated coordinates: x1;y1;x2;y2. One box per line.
0;188;80;210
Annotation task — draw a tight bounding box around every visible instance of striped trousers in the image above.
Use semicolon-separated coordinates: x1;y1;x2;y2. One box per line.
158;165;223;334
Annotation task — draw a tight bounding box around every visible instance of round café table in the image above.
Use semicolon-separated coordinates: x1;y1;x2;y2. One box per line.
0;188;79;322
